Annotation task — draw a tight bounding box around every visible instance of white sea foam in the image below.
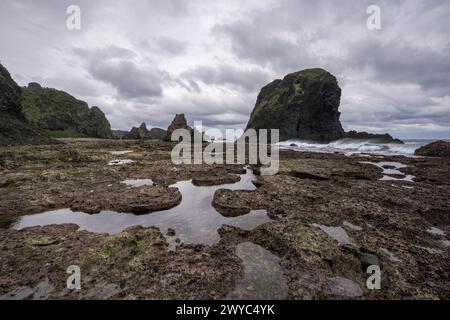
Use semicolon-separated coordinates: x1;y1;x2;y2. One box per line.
277;139;436;156
108;159;135;166
110;150;133;155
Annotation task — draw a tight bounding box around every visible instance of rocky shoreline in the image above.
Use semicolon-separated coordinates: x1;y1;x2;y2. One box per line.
1;139;449;299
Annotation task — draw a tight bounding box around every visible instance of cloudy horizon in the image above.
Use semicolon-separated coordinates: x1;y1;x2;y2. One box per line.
1;0;449;139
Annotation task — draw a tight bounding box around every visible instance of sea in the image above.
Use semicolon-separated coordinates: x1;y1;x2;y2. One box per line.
276;139;448;156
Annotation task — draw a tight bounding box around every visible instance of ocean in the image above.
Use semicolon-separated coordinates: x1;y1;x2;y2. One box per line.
277;139;448;156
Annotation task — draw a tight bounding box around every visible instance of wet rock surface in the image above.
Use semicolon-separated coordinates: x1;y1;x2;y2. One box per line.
0;139;449;299
415;140;450;157
70;185;182;214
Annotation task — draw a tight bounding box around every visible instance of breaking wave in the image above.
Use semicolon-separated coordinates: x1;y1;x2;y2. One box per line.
277;139;436;156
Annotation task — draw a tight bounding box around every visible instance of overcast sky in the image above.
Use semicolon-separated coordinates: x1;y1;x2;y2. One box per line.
1;0;449;139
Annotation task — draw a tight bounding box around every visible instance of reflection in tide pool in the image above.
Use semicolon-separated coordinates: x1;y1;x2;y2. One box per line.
228;242;288;300
359;161;415;182
121;179;154;187
13;169;271;247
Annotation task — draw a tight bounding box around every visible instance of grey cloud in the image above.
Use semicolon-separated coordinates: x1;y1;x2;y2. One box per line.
73;46;164;99
182;64;271;92
155;36;188;56
73;45;137;60
213;21;317;73
135;36;188;57
88;60;164;99
1;0;449;138
347;41;450;95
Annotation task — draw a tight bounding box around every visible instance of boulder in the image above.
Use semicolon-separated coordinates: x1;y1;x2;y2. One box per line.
415;141;450;157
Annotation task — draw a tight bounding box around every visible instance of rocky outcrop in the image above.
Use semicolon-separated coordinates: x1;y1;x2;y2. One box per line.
0;64;22;117
21;83;113;139
164;114;191;141
415;141;450;157
123;123;149;140
246;68;344;142
0;64;54;146
122;123;167;140
70;185;182;214
112;130;128;139
245;68;402;144
149;127;168;140
344;131;403;144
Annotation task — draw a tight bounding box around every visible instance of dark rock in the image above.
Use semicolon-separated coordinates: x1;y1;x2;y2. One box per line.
415;141;450;157
359;252;380;270
20;83;114;139
165;113;191;141
0;63;55;146
123;123;167;140
245;68;402;144
344;131;403;144
192;174;241;186
245;68;344;142
0;64;22;118
0;179;9;187
149;127;167;140
112;130;128;139
70;186;182;215
167;228;176;236
212;189;255;217
27;82;42;89
124;123;150;140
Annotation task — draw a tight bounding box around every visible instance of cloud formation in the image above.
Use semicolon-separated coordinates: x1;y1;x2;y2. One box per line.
0;0;449;139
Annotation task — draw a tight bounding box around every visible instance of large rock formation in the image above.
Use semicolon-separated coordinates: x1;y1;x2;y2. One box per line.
164;114;192;141
123;123;167;140
21;83;113;139
246;68;402;143
415;141;450;157
246;68;344;142
0;64;54;146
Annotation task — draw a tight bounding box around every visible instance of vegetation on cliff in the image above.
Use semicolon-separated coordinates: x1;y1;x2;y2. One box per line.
21;83;113;139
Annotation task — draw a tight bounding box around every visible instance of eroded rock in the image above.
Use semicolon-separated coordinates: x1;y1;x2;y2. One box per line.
70;186;182;214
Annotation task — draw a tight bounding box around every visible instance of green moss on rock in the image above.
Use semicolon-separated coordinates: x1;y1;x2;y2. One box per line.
21;84;113;139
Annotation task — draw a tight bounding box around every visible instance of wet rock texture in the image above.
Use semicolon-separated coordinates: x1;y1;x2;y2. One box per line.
0;139;449;299
415;140;450;157
70;186;182;214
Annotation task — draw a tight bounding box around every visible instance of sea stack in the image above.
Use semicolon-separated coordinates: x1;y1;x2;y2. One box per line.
245;68;344;142
245;68;403;144
165;114;191;141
